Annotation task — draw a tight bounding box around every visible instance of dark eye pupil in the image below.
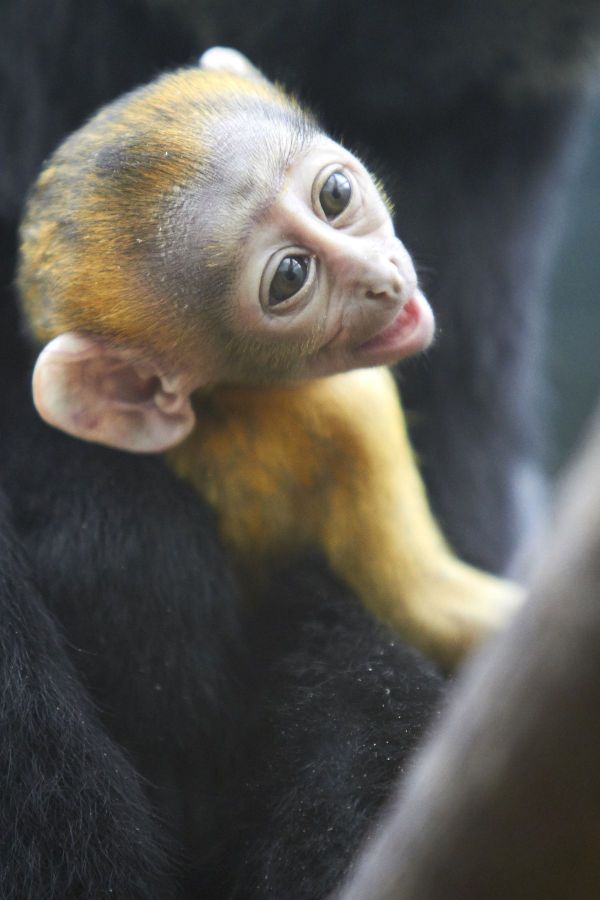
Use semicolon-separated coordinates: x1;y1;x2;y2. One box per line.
269;255;309;306
319;171;351;219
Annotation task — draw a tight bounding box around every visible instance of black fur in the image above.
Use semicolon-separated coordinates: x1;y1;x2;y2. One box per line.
1;1;599;896
0;489;175;898
0;377;246;879
0;375;443;896
208;573;443;899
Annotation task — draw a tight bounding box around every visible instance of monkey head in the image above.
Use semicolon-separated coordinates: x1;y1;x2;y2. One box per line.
18;47;434;452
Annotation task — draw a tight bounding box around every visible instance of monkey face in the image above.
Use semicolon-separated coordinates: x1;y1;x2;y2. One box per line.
23;59;435;453
233;136;434;381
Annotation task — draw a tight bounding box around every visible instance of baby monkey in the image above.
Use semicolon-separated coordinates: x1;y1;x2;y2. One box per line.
18;47;521;668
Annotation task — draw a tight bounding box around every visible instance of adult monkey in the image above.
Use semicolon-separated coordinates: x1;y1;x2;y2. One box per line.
0;2;599;899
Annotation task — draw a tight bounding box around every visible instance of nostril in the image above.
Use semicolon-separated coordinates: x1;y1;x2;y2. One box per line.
363;255;406;300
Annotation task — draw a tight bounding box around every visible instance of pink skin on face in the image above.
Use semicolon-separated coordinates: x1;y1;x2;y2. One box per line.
236;136;434;379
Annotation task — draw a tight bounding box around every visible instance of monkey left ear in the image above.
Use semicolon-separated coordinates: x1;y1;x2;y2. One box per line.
198;46;267;82
32;333;196;453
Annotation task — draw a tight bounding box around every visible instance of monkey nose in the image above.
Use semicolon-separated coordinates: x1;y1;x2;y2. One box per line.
362;256;411;304
328;233;416;302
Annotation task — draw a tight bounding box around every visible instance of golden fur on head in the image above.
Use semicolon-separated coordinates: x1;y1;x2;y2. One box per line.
17;66;318;367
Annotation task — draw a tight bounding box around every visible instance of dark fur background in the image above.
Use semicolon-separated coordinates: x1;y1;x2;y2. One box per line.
0;2;598;896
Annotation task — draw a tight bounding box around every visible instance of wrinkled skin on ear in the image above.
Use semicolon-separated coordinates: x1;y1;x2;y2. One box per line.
32;333;196;452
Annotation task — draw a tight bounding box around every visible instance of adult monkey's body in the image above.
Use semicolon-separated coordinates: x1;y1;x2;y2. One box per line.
19;50;519;667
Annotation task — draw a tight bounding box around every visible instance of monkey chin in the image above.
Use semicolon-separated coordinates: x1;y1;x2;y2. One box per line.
356;292;435;368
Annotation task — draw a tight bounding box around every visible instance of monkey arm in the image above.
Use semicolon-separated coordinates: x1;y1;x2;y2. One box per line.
315;369;522;667
168;368;521;667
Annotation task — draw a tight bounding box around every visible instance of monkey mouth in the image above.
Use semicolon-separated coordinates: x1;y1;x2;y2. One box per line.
357;295;433;362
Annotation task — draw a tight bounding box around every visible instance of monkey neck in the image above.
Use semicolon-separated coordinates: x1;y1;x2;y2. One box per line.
167;369;449;577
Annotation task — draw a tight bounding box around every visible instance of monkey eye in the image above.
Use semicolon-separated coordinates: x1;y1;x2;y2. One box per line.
268;255;310;306
319;171;352;220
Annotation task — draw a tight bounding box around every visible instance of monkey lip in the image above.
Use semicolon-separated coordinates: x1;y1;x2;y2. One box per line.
357;297;432;361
